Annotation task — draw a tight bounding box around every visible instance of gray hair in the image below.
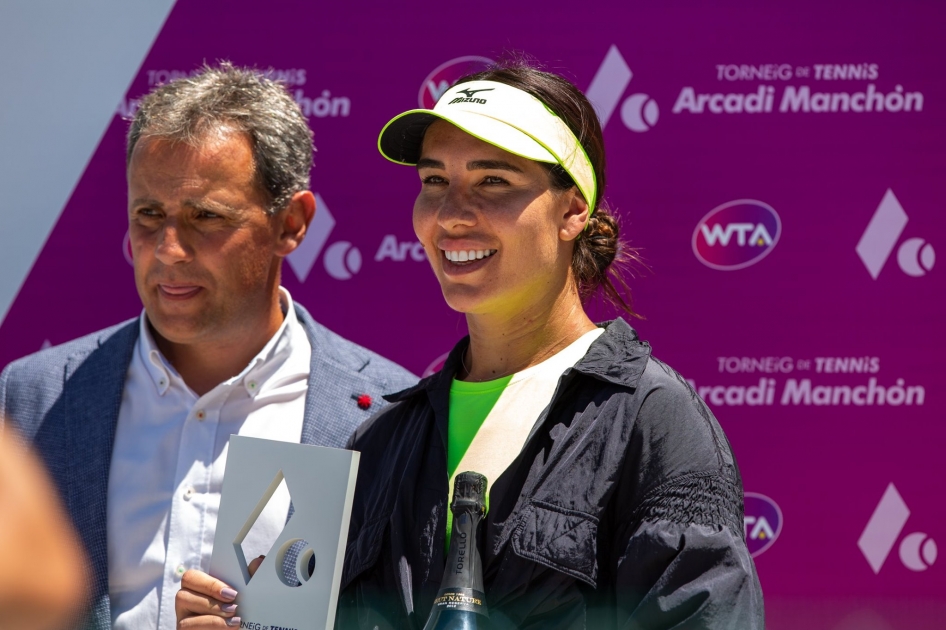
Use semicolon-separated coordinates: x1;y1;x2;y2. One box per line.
127;62;314;213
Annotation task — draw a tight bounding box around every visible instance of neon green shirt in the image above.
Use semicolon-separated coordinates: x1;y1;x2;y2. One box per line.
444;329;605;550
446;375;511;547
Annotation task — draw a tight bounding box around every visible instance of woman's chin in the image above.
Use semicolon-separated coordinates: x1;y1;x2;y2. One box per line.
440;287;492;316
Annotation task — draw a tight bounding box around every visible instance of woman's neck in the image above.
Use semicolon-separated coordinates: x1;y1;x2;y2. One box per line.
461;280;596;382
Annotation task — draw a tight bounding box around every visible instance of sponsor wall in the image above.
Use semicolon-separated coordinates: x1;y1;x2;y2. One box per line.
1;1;943;628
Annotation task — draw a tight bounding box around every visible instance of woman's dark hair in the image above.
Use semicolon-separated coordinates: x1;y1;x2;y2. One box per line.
455;63;640;317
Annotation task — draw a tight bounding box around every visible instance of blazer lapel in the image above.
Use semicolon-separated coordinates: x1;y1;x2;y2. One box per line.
63;323;138;606
296;305;377;449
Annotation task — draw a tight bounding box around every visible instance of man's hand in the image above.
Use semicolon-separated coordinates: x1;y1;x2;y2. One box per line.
175;557;262;629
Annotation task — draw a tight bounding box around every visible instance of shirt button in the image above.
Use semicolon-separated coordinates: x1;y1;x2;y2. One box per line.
183;487;195;501
158;378;167;387
176;564;186;577
196;410;206;421
248;381;257;390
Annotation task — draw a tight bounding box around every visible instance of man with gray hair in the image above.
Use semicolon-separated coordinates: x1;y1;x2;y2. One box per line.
0;63;416;630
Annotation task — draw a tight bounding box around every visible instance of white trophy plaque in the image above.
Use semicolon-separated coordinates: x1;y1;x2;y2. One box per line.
210;435;360;630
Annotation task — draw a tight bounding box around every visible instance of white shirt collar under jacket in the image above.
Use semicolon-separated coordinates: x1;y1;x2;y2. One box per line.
107;287;311;630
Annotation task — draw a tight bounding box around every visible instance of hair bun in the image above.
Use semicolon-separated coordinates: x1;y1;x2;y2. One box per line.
572;207;639;316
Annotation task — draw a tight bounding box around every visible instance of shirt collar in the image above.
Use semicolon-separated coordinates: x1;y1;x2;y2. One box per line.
137;287;302;398
384;318;651;405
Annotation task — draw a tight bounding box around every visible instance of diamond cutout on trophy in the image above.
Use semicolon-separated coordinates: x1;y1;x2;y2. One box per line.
232;470;292;585
210;436;360;630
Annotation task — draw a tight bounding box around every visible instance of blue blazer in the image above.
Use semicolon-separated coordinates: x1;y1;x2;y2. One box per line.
0;303;417;629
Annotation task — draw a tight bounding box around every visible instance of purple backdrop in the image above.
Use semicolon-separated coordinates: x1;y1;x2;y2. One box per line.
1;1;943;627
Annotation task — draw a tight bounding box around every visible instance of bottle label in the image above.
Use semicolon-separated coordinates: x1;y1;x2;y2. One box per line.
430;587;489;616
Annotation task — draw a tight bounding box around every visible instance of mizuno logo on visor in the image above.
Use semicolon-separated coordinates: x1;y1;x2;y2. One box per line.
457;88;494;98
449;87;494;105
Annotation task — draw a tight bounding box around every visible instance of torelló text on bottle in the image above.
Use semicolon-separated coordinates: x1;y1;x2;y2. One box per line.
423;472;490;630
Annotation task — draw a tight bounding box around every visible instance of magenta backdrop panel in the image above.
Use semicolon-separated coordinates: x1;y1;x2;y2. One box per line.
1;1;943;627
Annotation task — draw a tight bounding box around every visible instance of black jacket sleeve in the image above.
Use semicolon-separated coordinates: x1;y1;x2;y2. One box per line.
608;360;765;629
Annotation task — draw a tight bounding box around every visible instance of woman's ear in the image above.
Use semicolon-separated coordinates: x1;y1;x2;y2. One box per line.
276;190;316;256
559;188;590;242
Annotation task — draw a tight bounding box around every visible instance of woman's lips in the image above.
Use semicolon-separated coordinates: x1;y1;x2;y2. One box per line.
158;284;202;299
440;249;497;275
443;248;497;263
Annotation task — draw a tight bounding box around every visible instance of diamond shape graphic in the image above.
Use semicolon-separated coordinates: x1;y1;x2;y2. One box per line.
858;483;911;574
287;192;335;283
856;189;908;279
233;470;290;584
586;45;633;129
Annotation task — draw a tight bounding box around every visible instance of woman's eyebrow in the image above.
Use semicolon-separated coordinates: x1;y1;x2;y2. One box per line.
415;158;524;173
467;160;523;173
416;158;444;170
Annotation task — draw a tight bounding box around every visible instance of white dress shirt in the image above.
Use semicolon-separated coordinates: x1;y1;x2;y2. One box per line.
107;288;311;630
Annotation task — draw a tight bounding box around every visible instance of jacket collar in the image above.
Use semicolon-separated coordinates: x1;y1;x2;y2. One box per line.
296;302;353;448
570;318;650;388
384;317;650;404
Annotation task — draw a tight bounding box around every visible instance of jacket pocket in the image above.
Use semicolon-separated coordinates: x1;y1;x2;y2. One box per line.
511;500;599;587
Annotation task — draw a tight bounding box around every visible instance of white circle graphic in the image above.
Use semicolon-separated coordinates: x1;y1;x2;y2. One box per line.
897;238;935;276
899;532;937;571
323;241;362;280
621;93;659;132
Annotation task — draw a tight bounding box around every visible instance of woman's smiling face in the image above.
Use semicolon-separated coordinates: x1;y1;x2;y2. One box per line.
413;120;587;317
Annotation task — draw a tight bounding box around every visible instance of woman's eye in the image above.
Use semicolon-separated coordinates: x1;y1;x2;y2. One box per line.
482;176;508;185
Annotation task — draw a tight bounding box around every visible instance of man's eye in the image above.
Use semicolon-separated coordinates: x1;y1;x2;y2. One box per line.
421;175;446;185
136;208;160;218
196;210;221;219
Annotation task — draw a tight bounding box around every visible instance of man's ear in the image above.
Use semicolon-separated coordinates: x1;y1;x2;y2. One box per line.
276;190;316;257
559;188;590;243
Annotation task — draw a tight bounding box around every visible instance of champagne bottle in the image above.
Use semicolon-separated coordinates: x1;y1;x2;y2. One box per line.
423;471;490;630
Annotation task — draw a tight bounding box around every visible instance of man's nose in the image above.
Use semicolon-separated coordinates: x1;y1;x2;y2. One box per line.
154;222;192;265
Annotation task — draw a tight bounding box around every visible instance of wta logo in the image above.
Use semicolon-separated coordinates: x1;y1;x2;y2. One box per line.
692;200;781;270
419;56;494;109
744;493;783;558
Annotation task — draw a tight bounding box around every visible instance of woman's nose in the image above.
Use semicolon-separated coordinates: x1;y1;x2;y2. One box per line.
436;186;478;230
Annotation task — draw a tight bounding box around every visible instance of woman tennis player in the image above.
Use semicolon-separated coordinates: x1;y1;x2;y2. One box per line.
177;63;764;629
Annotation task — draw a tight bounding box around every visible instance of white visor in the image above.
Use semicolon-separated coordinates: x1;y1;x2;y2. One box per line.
378;80;597;212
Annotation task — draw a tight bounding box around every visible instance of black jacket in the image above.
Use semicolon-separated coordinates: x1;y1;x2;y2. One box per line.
337;319;764;629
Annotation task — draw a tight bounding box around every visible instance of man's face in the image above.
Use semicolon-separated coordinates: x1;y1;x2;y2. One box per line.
127;130;285;350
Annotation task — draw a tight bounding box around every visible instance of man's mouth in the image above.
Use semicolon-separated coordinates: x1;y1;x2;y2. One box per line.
442;249;497;264
158;284;202;298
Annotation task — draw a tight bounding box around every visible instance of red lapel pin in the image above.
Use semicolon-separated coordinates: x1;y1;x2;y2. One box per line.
354;393;372;410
